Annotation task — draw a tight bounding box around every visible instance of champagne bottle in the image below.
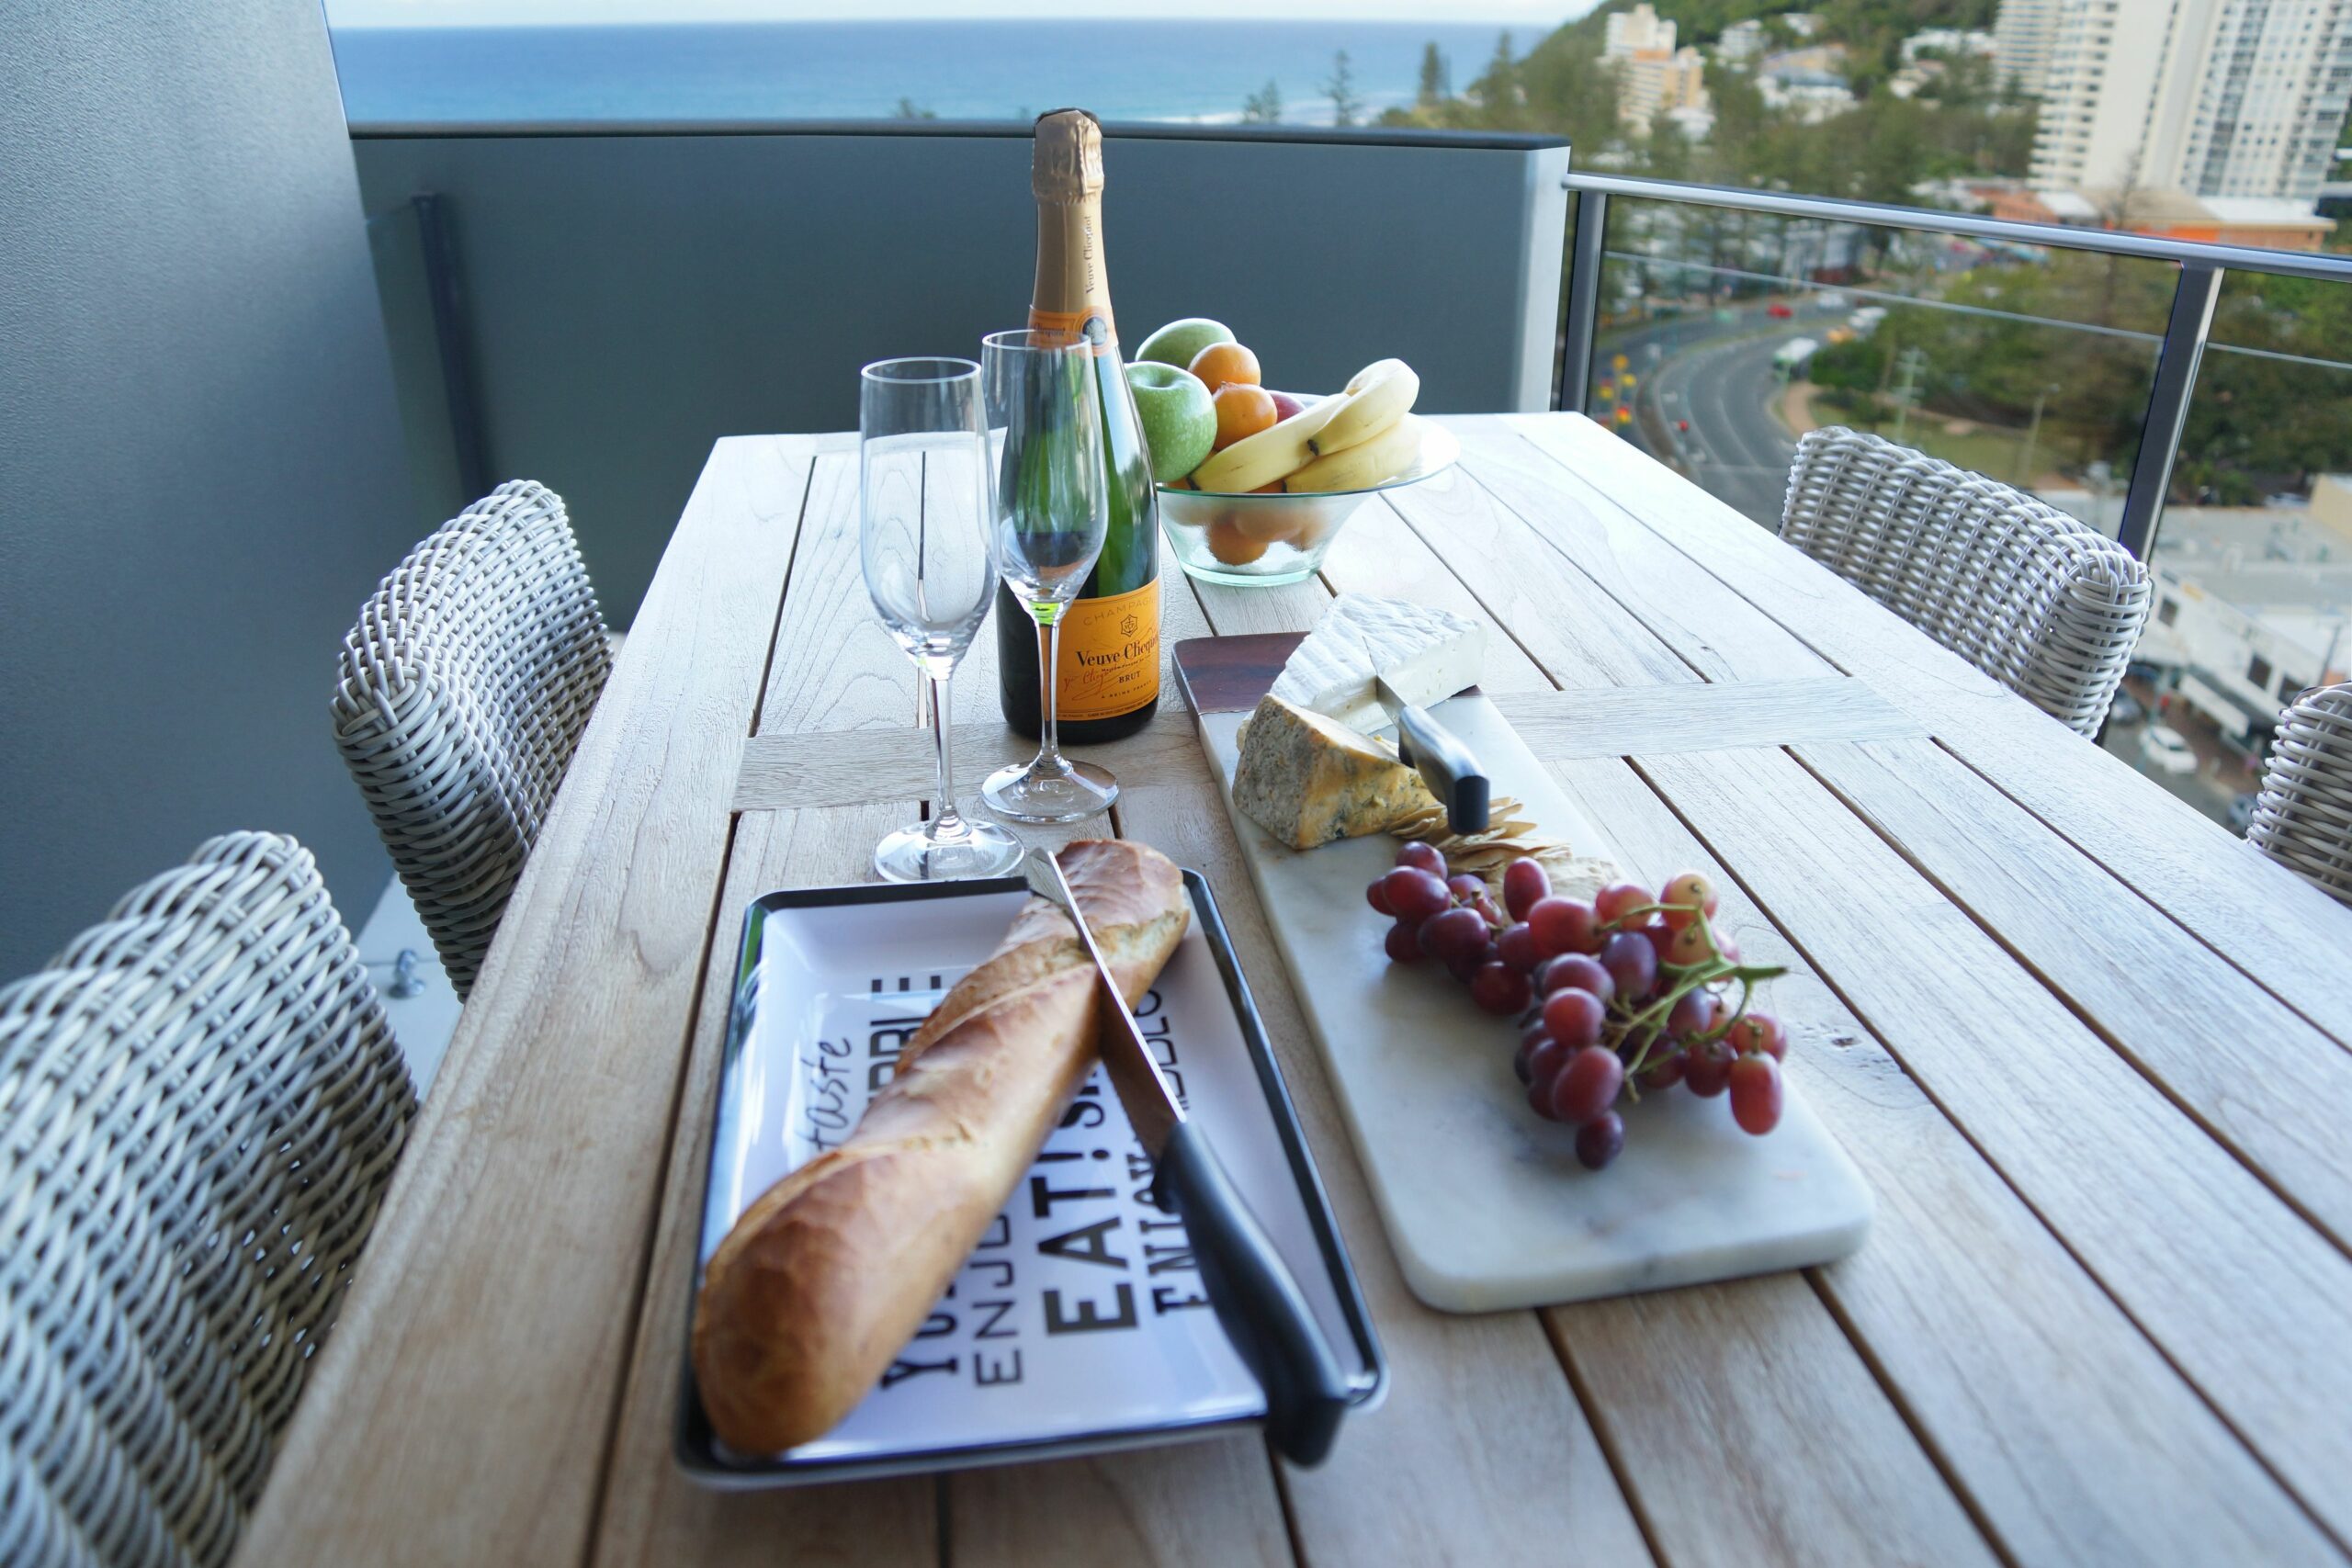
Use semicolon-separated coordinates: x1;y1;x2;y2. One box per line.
996;108;1161;743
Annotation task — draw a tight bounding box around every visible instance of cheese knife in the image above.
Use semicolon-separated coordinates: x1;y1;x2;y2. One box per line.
1023;849;1351;1466
1371;673;1491;838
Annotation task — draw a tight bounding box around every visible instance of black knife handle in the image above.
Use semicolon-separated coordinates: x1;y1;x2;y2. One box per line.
1153;1121;1351;1467
1394;704;1490;836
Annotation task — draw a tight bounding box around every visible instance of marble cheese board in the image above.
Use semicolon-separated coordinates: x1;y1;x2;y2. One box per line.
1174;633;1872;1314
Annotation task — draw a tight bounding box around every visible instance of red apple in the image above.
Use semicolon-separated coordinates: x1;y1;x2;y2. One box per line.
1268;390;1307;422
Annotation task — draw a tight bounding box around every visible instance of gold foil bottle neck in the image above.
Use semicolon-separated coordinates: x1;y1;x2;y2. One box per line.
1032;108;1104;201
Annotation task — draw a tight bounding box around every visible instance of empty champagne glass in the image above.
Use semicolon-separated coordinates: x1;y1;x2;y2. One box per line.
979;328;1119;823
860;356;1024;881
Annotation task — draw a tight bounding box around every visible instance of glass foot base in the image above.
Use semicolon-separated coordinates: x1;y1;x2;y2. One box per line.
981;758;1118;824
873;815;1026;883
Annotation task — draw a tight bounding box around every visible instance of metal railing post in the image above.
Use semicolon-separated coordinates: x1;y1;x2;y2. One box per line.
2118;263;2222;562
1557;188;1608;413
414;192;492;502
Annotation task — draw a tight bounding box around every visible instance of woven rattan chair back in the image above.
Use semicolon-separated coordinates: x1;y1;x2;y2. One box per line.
2247;682;2352;905
333;480;611;997
1780;428;2152;735
0;833;414;1568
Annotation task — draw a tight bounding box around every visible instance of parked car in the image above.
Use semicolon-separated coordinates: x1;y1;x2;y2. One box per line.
2108;690;2144;726
2229;792;2259;833
1767;302;1794;319
2128;660;2165;686
2139;724;2199;776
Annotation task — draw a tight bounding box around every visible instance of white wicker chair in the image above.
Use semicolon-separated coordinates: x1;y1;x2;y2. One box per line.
2247;682;2352;905
333;480;612;997
1780;428;2152;735
0;833;414;1568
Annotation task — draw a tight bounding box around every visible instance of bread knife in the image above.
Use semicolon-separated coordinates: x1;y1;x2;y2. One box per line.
1023;849;1351;1466
1372;673;1490;837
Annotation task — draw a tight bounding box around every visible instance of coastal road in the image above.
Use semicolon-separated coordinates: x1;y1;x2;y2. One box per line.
1592;304;1838;528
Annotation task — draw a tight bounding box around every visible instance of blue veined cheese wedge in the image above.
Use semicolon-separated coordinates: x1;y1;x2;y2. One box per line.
1232;694;1438;851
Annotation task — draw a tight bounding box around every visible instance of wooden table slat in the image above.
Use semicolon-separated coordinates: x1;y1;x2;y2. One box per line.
1555;752;2346;1568
1636;741;2352;1546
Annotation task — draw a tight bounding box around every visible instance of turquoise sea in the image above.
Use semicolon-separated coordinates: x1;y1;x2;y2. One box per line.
328;18;1531;126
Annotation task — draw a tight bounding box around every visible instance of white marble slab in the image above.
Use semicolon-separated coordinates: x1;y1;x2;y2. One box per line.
1201;694;1872;1313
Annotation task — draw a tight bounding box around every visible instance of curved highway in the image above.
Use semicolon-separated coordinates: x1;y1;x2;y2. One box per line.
1591;303;1841;529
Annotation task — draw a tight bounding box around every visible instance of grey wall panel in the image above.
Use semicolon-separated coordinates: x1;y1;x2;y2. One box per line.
354;130;1566;620
1;1;415;977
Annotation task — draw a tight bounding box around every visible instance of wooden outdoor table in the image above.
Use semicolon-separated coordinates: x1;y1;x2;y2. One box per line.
239;414;2352;1568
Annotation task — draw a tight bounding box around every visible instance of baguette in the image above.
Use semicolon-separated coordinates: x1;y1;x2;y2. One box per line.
691;839;1190;1454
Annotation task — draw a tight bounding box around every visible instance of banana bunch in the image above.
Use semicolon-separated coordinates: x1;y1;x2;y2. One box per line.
1187;357;1422;495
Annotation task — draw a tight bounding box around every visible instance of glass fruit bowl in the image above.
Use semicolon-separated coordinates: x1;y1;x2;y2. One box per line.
1159;416;1459;588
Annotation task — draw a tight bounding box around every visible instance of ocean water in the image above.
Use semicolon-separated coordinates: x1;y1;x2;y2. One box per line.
327;18;1527;127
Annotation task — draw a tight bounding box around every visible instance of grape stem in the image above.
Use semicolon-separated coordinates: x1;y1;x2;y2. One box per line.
1601;907;1784;1083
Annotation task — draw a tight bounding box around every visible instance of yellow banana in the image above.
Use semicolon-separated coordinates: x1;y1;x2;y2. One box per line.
1189;394;1344;493
1285;413;1423;493
1312;359;1419;456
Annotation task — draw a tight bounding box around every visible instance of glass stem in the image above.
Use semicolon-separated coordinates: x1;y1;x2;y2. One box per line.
1036;606;1064;771
928;670;961;838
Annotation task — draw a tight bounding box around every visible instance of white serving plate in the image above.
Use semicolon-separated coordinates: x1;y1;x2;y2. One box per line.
675;871;1384;1486
1182;651;1872;1314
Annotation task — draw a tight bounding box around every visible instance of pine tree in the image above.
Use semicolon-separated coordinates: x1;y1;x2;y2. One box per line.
1327;51;1363;128
1240;79;1283;124
1418;42;1451;109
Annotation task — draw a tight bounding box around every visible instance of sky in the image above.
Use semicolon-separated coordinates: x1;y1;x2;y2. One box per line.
331;0;1595;25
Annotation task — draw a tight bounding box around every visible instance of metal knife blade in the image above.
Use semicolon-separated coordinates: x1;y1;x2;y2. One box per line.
1016;846;1353;1466
1371;674;1491;836
1022;849;1182;1157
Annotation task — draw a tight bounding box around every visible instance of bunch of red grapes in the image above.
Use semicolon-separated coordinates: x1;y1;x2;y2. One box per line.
1367;844;1789;1170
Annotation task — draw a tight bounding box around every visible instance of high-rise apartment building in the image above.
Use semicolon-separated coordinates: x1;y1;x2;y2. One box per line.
1605;3;1676;58
1605;2;1710;131
2025;0;2352;202
1995;0;2062;97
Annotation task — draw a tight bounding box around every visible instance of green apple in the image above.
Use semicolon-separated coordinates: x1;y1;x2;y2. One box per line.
1125;362;1217;484
1136;317;1235;371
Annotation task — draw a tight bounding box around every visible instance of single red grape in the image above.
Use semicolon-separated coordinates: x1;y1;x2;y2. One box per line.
1538;953;1614;1003
1528;1076;1563;1120
1513;1031;1548;1084
1666;988;1718;1041
1729;1052;1783;1134
1636;1048;1688;1090
1446;942;1499;984
1685;1037;1735;1097
1470;961;1532;1017
1396;840;1446;878
1719;934;1743;963
1600;930;1659;1001
1469;896;1505;929
1594;881;1652;928
1381;866;1451;924
1657;871;1720;932
1383;921;1421;964
1549;1044;1625;1125
1495;921;1541;972
1503;858;1551;922
1725;1012;1788;1060
1447;873;1486;905
1417;905;1488;963
1575;1111;1625;1169
1525;1036;1567;1089
1366;877;1394;916
1639;921;1678;971
1542;987;1606;1048
1527;897;1599;959
1662;921;1713;966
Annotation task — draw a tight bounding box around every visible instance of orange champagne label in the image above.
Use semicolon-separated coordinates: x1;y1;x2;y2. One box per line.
1048;576;1160;722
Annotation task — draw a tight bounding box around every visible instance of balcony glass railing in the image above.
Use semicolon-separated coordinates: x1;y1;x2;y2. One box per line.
1555;172;2352;833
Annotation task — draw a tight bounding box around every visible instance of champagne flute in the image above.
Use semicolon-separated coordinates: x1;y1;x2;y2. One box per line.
860;356;1025;882
979;328;1120;823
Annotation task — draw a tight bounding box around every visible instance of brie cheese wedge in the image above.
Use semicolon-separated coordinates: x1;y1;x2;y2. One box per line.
1269;594;1486;735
